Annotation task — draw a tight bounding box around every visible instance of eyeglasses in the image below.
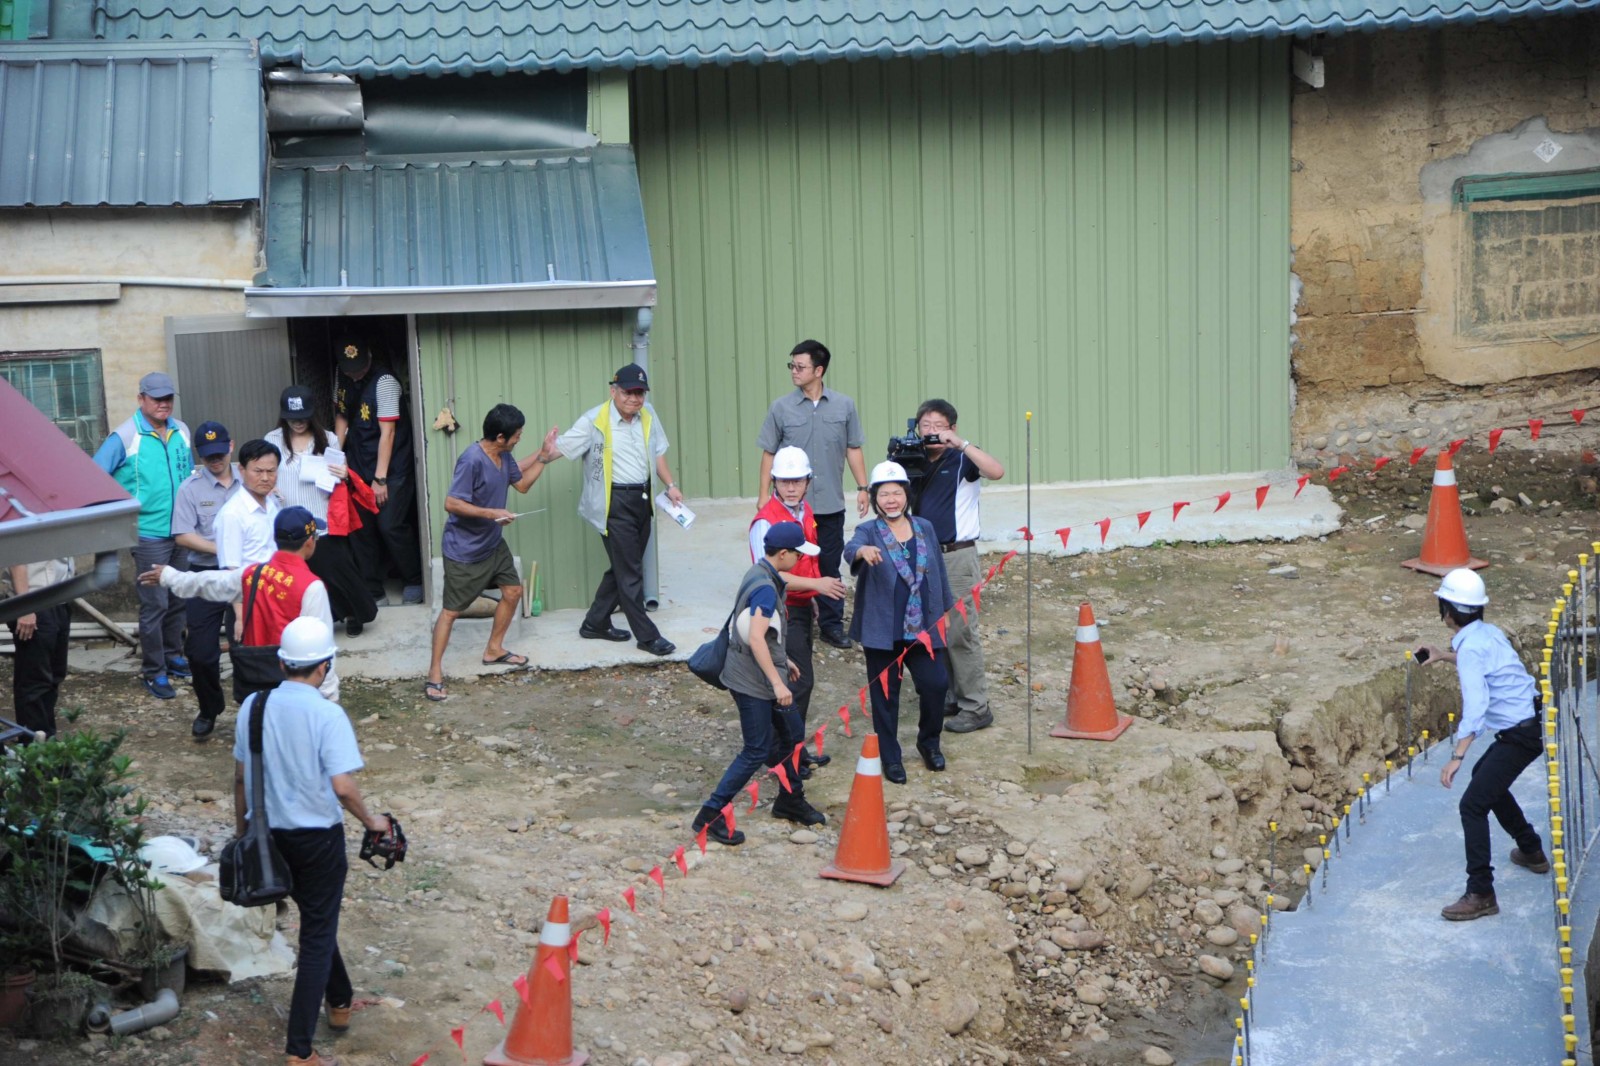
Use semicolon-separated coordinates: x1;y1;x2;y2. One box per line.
617;388;647;398
785;361;814;372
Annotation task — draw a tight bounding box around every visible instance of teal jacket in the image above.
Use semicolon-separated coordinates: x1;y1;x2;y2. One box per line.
94;411;192;539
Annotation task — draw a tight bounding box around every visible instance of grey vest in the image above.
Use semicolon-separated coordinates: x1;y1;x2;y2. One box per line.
719;562;788;699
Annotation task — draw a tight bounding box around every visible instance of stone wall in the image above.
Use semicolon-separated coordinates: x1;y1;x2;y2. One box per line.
1291;16;1600;462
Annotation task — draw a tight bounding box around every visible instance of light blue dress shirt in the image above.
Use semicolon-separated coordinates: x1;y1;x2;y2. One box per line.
1451;619;1537;741
234;680;363;830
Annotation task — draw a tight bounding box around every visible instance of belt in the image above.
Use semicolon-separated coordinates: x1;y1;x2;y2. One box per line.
611;482;648;491
941;540;975;554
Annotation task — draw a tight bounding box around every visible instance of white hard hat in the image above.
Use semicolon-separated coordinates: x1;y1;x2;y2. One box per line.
278;616;339;668
868;461;910;489
771;446;813;479
1435;568;1488;608
139;835;208;875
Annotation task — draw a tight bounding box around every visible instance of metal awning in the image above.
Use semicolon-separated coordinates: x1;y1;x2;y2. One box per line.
249;146;656;317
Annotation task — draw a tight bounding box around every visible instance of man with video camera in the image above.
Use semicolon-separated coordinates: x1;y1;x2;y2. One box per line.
906;400;1004;733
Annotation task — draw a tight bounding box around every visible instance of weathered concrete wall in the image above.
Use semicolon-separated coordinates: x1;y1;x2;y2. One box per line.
1291;17;1600;460
0;207;258;421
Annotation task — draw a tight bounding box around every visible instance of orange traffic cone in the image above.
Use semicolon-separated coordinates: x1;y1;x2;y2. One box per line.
484;896;588;1066
1401;451;1487;576
819;734;906;887
1051;603;1133;741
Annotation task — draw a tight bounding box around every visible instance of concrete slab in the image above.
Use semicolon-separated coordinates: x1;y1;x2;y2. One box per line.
1251;729;1584;1066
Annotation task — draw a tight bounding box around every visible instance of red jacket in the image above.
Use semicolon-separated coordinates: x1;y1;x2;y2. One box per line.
240;551;317;646
327;470;378;537
750;496;820;606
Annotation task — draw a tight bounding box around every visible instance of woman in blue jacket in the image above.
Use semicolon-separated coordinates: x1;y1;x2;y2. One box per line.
843;461;955;783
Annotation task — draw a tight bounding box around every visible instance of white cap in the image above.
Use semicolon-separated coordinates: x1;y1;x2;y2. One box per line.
1435;568;1488;608
771;446;813;479
868;460;910;489
278;616;339;668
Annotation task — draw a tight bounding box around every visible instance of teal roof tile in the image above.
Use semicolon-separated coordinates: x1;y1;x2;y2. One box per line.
98;0;1600;78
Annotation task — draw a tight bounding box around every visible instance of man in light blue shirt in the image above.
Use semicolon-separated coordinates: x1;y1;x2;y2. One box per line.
1418;568;1546;922
232;617;390;1065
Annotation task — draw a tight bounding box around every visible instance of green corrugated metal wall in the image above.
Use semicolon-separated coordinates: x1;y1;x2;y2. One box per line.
633;41;1291;495
416;311;634;611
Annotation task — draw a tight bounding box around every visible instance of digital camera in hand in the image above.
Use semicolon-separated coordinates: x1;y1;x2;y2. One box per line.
360;814;408;870
886;418;942;490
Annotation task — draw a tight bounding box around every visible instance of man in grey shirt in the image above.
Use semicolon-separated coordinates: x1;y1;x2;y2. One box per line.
756;339;869;649
172;420;240;738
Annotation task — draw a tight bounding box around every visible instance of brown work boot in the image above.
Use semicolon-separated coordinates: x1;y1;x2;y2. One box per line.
325;1001;352;1032
1511;847;1551;874
1440;892;1499;921
286;1054;340;1066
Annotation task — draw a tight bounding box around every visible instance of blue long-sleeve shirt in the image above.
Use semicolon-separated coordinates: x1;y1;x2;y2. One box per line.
1451;619;1537;740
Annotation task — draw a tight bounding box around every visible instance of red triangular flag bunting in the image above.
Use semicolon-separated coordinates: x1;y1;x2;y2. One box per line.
1488;428;1504;453
1254;485;1269;510
672;845;688;876
745;779;759;811
622;886;637;913
695;824;708;854
1328;466;1349;481
647;866;665;894
1293;476;1309;498
771;762;792;793
721;803;737;834
543;954;567;983
567;932;580;962
916;629;934;657
878;668;891;697
971;584;983;612
999;549;1019;572
485;1000;505;1026
597;908;612;945
954;599;969;623
1446;438;1465;457
450;1027;466;1054
790;741;805;772
813;726;825;758
1373;457;1392;471
1057;527;1071;547
1574;409;1587;424
1408;447;1427;465
1097;517;1112;543
838;705;853;737
1172;501;1190;520
859;687;869;719
411;1055;432;1066
1529;418;1544;440
1136;511;1151;530
1213;491;1231;512
936;616;948;644
513;972;530;1006
1018;526;1033;542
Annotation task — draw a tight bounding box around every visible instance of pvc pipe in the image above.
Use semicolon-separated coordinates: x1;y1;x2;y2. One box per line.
0;275;250;291
107;988;179;1036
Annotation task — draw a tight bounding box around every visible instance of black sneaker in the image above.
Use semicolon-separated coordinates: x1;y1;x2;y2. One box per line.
143;674;177;700
691;806;745;846
345;618;364;637
819;627;853;650
191;715;217;740
772;795;826;827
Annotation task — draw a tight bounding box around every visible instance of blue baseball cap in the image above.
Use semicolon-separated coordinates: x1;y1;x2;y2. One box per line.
194;421;231;458
273;506;327;546
764;522;820;556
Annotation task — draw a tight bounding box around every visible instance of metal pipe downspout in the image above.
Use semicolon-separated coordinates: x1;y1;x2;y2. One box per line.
633;308;659;609
105;988;180;1036
0;550;122;625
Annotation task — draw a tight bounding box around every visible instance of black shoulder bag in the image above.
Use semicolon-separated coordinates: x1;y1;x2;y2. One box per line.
687;569;773;690
231;564;286;705
218;689;294;907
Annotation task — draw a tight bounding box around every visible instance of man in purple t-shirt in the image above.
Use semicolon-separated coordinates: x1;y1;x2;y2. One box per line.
424;404;559;700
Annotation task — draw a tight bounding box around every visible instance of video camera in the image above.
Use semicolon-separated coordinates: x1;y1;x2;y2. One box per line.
886;418;944;499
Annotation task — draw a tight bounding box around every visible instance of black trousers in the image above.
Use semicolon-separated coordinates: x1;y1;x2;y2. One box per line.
786;598;815;725
272;825;353;1059
1460;716;1543;896
309;535;378;625
583;485;659;643
351;471;423;595
8;603;69;737
183;566;229;722
863;641;947;770
813;511;846;632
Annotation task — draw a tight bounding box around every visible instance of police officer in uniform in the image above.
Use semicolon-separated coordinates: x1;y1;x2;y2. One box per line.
1418;568;1549;921
334;344;423;605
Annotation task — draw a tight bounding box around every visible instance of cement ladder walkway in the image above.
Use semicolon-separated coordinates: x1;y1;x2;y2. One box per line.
1250;715;1594;1066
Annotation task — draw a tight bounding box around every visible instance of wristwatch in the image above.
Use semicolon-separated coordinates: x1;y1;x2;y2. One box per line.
856;485;869;492
373;477;389;485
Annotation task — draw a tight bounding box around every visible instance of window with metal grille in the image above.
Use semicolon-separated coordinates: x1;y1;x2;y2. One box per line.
0;349;107;454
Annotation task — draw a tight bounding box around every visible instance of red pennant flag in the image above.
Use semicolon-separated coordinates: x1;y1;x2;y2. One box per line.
1328;466;1349;481
771;762;792;793
859;686;869;718
485;1000;505;1026
954;598;969;623
1575;409;1587;425
597;908;612;945
813;726;825;758
878;668;892;697
647;866;665;895
1096;517;1112;543
695;823;708;854
543;954;567;983
721;803;737;834
984;564;999;583
745;779;759;811
1488;428;1504;453
1213;491;1231;512
1018;526;1034;542
1408;446;1427;465
622;885;637;913
1293;476;1309;498
451;1027;466;1055
1057;527;1071;547
1446;438;1465;457
672;845;688;876
1372;456;1392;471
916;629;934;657
936;616;949;644
790;741;805;773
971;584;983;612
838;705;853;737
1529;418;1544;440
1136;511;1151;530
567;932;580;962
896;658;905;681
999;549;1019;572
513;972;530;1006
1254;485;1269;509
412;1055;432;1066
1172;501;1190;520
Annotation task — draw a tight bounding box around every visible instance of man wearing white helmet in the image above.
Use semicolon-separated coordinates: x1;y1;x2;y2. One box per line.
1417;567;1547;921
232;616;391;1066
748;446;849;776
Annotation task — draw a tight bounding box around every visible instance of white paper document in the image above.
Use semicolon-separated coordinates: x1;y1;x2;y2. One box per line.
655;493;696;530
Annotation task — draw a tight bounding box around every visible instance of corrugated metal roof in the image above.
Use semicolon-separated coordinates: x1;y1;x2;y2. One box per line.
98;0;1600;78
0;40;263;206
261;147;654;289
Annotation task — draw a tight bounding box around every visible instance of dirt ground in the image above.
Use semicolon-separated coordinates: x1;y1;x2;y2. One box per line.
4;447;1596;1066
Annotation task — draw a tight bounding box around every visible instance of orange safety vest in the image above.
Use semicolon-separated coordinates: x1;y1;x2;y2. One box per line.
750;496;821;606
